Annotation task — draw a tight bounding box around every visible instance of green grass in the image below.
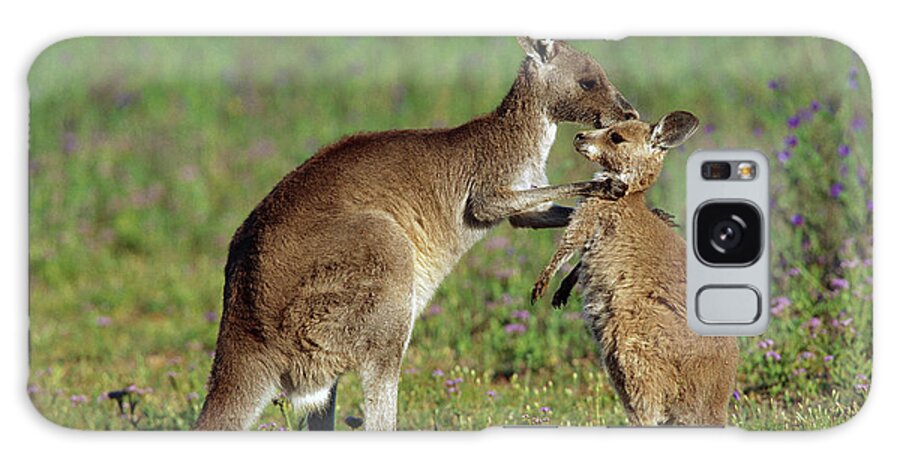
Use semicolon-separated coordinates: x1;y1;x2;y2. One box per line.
27;37;872;430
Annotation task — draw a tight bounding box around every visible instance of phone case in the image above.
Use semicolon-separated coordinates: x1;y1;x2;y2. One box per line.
28;37;872;431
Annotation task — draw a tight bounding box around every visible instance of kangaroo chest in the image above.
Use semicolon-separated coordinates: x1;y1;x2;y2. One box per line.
577;202;687;348
576;204;650;331
513;117;556;192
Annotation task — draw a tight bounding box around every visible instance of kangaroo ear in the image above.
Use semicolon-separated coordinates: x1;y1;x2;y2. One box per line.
650;111;700;150
517;37;558;65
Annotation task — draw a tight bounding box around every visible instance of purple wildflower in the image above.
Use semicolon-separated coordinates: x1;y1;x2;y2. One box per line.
830;278;849;290
787;115;801;129
799;351;815;360
704;123;716;135
70;394;88;406
757;338;775;349
848;66;859;90
258;422;278;431
830;182;844;198
204;311;217;323
808;317;822;329
96;316;112;327
824;355;834;362
777;150;791;163
838;144;851;158
732;390;741;400
511;310;531;321
753;127;764;137
765;351;782;361
788;267;801;277
504;323;527;334
427;305;443;316
783;135;798;148
770;296;791;316
540;406;552;414
810;100;821;112
486;390;496;398
187;392;200;401
767;80;780;90
790;214;804;226
852;116;866;132
443;377;463;394
432;369;444;377
840;163;849;178
867;200;873;212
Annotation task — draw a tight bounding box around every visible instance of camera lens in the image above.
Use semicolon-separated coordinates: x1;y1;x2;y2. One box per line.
710;218;743;251
695;202;762;265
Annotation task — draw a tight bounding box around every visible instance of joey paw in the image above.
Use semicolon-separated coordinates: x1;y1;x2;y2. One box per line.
531;280;548;304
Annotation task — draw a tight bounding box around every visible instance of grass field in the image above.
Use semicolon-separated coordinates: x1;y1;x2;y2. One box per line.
27;37;872;431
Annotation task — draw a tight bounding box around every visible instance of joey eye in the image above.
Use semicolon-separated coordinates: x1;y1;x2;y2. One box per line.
610;132;626;144
578;79;597;91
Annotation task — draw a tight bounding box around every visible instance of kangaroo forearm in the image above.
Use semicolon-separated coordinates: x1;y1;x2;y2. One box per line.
468;184;583;223
508;205;574;229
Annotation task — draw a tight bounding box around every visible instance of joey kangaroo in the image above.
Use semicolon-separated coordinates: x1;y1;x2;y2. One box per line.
531;111;739;426
194;38;639;431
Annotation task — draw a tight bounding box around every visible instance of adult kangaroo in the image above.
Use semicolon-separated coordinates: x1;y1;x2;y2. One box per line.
194;38;639;431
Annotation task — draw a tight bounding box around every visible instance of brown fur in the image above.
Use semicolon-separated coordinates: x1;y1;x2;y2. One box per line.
532;112;739;426
194;38;638;431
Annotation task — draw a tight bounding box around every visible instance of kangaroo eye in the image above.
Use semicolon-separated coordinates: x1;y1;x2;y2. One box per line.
578;79;597;91
610;132;626;144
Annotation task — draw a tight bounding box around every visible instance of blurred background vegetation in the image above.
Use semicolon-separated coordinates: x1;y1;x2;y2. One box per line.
28;37;871;430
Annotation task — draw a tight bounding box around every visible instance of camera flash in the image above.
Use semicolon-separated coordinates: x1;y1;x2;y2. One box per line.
737;162;756;180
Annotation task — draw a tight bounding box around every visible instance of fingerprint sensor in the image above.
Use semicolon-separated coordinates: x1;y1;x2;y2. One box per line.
696;285;761;324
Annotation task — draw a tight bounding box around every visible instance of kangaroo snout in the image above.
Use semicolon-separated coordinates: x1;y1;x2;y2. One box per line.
593;93;639;128
617;94;640;121
573;130;605;159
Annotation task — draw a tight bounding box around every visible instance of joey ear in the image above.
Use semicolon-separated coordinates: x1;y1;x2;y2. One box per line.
517;37;558;65
649;111;700;150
